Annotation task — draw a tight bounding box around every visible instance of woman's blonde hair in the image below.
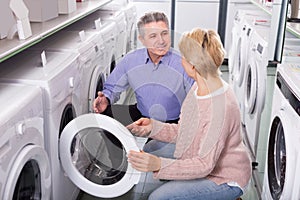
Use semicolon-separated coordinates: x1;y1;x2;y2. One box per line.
178;28;225;78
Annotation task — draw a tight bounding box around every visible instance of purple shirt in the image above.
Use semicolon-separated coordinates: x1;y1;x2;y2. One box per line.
103;48;194;121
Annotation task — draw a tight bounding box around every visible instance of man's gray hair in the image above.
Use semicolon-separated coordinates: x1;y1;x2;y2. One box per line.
137;12;169;36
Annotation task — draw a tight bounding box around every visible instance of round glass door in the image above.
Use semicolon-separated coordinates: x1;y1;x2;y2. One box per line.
4;145;51;200
235;34;247;87
244;60;257;115
88;68;105;113
59;113;141;198
267;116;286;199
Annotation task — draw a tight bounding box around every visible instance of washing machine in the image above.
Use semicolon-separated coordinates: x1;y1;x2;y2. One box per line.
101;0;137;52
225;0;257;58
29;29;109;114
229;11;255;124
0;83;51;199
0;49;82;200
231;9;270;125
97;7;128;63
261;61;300;200
229;11;252;84
59;113;141;198
243;30;268;160
64;11;119;74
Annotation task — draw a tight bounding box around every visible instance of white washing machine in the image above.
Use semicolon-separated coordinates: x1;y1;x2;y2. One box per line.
59;113;141;198
64;10;119;74
228;7;269;82
261;62;300;200
228;8;246;89
30;29;108;114
225;0;257;58
101;0;137;52
230;12;254;125
231;9;270;125
0;49;82;200
97;7;128;63
0;83;51;199
243;30;268;159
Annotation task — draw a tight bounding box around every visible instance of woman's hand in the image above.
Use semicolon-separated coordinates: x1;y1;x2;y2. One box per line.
127;150;161;172
126;118;152;137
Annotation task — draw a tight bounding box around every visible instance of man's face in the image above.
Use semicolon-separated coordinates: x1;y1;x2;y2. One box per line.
139;21;171;57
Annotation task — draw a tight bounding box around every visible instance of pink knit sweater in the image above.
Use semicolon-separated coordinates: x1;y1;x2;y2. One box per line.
149;82;251;189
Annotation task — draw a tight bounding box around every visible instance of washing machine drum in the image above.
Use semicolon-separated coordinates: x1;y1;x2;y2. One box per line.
59;113;141;198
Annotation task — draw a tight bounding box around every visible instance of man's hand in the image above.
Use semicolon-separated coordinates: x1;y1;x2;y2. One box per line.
93;91;109;113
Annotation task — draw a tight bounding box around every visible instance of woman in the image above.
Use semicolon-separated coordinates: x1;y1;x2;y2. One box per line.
127;28;251;200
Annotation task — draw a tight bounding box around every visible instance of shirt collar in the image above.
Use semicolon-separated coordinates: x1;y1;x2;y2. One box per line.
143;48;173;65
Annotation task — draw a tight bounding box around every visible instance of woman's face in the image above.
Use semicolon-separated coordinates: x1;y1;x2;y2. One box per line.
181;58;195;79
139;21;171;57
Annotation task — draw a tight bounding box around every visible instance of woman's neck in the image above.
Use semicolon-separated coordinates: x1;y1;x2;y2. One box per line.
195;74;223;96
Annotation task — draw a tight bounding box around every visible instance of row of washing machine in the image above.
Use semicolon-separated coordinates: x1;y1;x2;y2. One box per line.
228;6;300;200
0;1;141;199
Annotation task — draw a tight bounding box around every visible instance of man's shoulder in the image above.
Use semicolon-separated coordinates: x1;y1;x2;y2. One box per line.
126;48;146;58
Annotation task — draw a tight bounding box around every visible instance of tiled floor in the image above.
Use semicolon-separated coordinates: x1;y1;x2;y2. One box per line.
76;66;262;200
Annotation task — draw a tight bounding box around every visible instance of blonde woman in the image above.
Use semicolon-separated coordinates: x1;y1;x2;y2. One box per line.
127;28;251;200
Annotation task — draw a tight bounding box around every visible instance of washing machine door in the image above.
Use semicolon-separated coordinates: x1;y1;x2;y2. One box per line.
88;68;105;113
59;113;141;198
3;145;51;200
267;113;295;199
235;31;247;87
244;58;258;114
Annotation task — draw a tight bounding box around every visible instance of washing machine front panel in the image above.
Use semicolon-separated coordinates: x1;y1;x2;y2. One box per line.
0;83;51;200
244;30;268;157
96;9;127;61
60;114;141;198
245;32;268;116
265;99;297;199
228;26;241;85
225;1;257;54
121;3;137;53
63;10;118;70
234;22;252;87
262;68;300;199
3;145;51;200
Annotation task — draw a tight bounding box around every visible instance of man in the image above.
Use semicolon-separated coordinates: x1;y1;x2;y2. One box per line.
93;12;194;157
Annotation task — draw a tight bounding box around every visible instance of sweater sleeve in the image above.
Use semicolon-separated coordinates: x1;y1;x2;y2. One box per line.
152;137;224;180
149;119;179;143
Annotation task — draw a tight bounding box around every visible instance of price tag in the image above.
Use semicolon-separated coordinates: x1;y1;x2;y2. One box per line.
95;18;102;30
79;30;86;42
41;51;47;67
